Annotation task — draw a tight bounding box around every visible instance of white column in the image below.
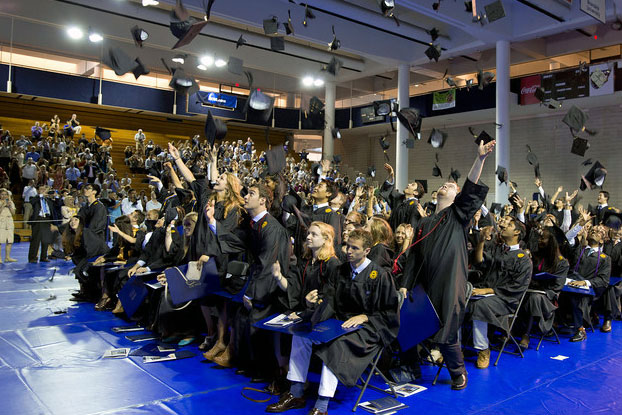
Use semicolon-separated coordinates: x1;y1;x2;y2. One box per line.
495;40;510;204
396;63;410;191
323;81;336;160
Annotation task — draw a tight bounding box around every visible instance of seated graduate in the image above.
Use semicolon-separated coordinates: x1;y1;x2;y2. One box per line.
601;215;622;329
390;223;413;289
266;229;399;415
154;212;205;346
363;216;394;274
470;216;532;369
561;224;611;341
62;215;110;294
518;226;569;349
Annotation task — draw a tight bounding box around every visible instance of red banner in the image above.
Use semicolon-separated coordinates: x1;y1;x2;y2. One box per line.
519;75;541;105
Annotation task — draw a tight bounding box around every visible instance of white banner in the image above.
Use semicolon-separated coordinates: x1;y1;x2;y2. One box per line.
581;0;606;24
589;63;614;97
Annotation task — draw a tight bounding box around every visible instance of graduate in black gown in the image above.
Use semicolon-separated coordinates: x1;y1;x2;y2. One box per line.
390;223;414;288
77;183;108;241
267;229;398;415
401;139;496;390
365;216;394;274
381;163;426;230
518;227;569;349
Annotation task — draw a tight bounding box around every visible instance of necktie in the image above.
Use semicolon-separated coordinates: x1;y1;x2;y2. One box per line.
41;198;48;216
352;270;358;280
313;205;318;211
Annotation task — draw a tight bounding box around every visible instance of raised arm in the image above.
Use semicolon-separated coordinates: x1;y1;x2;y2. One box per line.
468;140;496;184
169;142;196;183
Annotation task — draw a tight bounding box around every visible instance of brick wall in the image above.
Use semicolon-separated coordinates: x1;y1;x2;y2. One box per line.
335;104;621;208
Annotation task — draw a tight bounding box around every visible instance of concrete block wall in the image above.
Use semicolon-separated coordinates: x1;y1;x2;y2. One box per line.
334;104;622;208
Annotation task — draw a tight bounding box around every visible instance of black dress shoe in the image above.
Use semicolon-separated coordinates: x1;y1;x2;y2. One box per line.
570;328;587;342
307;409;327;415
451;372;468;390
265;393;306;413
601;319;612;333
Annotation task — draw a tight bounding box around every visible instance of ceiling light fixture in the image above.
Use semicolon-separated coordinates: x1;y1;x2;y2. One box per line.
197;64;208;70
142;0;159;6
214;58;227;68
199;56;214;67
313;78;324;87
302;76;314;87
66;27;83;40
88;30;103;43
172;55;185;64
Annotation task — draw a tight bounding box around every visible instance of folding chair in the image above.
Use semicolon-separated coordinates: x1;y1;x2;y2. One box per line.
493;289;528;366
352;346;397;412
532;327;560;351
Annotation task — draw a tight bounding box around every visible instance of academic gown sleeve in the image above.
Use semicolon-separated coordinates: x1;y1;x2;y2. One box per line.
492;251;532;308
454;179;490;226
83;228;110;259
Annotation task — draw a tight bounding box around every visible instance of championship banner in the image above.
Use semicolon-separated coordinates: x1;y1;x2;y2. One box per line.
432;89;456;111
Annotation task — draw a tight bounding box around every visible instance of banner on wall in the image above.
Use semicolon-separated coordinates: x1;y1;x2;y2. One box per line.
589;63;614;96
519;75;541;105
432;89;456;110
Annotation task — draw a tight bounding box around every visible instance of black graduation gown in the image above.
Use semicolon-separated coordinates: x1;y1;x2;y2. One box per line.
77;199;108;240
72;228;111;280
470;247;532;330
285;256;341;312
295;205;343;257
314;261;399;387
388;199;422;231
390;249;409;288
367;243;394;275
523;257;568;333
402;179;488;344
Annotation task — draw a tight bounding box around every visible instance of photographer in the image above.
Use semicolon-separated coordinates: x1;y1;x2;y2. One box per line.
0;189;16;263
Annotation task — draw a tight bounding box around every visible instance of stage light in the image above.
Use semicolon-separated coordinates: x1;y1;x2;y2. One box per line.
67;27;83;40
215;58;227;68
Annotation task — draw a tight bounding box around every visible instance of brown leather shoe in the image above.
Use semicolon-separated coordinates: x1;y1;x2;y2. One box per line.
475;348;490;369
601;320;612;333
212;346;232;368
307;409;327;415
519;334;530;349
265;392;306;413
203;342;226;361
112;299;124;314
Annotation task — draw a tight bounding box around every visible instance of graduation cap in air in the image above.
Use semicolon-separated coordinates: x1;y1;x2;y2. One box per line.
570;137;590;157
484;0;505;23
303;4;316;27
284;10;294;35
102;47;138;76
525;145;540;178
227;57;243;75
265;146;286;175
322;56;343;76
464;1;473;13
328;25;340;51
368;166;376;178
471;128;493;145
169;68;199;96
270;37;285;51
236;34;247;49
477;70;495;90
397;108;422;139
582;158;593;166
282;189;303;214
309;96;324;115
429;27;440;42
580;161;607;191
95;127;113;140
432;163;442;178
132;57;150;79
379;136;390;162
425;44;441;62
164;205;180;226
243;71;275;123
263;16;279;35
331;127;341;139
490;203;502;215
603;211;622;230
169;0;210;49
534;87;545;103
449;168;461;183
378;0;395;16
333;154;342;164
496;165;508;184
299;150;308;160
130;25;149;47
563;105;597;137
428;128;447;148
205;111;227;147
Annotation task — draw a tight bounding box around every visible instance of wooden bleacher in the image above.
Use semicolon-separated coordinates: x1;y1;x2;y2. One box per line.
0;94;290;241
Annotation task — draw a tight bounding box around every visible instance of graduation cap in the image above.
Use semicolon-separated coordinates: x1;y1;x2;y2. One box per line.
490;203;502;215
464;0;473;12
164;205;179;226
303;4;315;27
130;25;149;47
263;16;279;35
282;189;303;214
169;69;199;96
95;127;113;140
309;96;324;114
284;10;294;35
477;70;495;90
445;77;458;88
299;150;308;160
570;137;590;157
270;36;285;51
227;56;243;75
368;166;376;178
248;90;275;123
132;57;150;79
563;105;597;137
545;225;568;246
432;1;441;10
580;161;607;191
333;154;342;164
582;158;593;166
534;87;545;102
379;136;390;162
236;34;247;48
265;146;286;175
603;211;622;230
425;44;441;62
378;0;395;17
449;168;461;183
331;127;341;139
103;47;137;76
205;111;227;147
484;0;505;23
496;165;508;184
525;145;538;166
429;27;440;42
432;163;443;178
472;128;493;145
169;0;212;49
328;25;340;51
428;128;447;148
397;108;422;139
322;56;343;76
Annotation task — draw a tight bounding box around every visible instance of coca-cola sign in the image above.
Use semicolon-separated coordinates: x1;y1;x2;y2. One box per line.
520;75;541;105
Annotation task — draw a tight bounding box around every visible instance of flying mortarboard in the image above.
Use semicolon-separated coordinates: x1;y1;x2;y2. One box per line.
379;136;390;162
484;0;505;23
570;137;589;157
496;165;508;184
169;0;210;49
580;161;606;191
472;128;493;145
169;68;199;96
263;16;279;35
428;128;447;148
270;36;285;51
303;4;316;27
227;56;243;75
432;163;442;178
333;154;342;164
396;108;422;139
368;166;376;178
322;56;343;76
331;127;341;139
130;26;149;47
102;47;138;76
284;10;295;35
477;70;495;90
328;25;340;51
95;127;113;140
236;34;247;48
265;146;286;175
425;44;441;62
132;57;150;79
449;168;461;183
429;27;440;42
309;96;324;114
563;105;597;136
204;111;227;147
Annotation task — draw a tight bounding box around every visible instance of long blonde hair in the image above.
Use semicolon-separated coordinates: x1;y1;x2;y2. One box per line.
183;212;198;256
211;172;245;219
304;221;336;261
368;217;394;247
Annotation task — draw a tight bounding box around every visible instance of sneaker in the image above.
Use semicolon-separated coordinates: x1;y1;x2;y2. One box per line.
475;348;490;369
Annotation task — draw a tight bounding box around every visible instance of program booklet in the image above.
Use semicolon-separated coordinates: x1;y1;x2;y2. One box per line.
264;313;302;327
103;348;130;358
386;383;427;397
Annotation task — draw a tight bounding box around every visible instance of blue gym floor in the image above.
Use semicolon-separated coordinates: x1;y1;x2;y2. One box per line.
1;242;621;415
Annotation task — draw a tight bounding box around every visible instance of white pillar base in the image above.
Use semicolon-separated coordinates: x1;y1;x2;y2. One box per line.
97;93;103;105
6;80;12;93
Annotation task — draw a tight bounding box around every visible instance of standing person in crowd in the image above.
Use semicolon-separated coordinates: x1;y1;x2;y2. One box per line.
31;122;43;140
65;163;81;188
0;189;16;263
134;129;146;151
401;139;496;390
22;158;38;189
22;179;37;229
28;184;57;263
77;184;108;241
